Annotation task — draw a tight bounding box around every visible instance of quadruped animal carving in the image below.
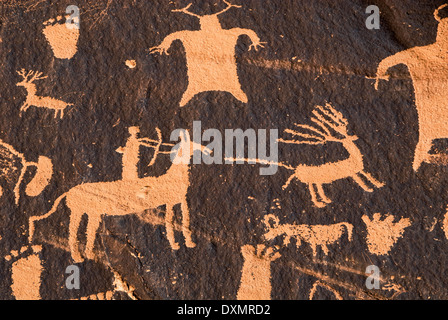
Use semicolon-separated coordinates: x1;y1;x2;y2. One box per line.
278;104;384;207
17;69;73;119
263;214;353;257
150;1;265;107
28;128;211;263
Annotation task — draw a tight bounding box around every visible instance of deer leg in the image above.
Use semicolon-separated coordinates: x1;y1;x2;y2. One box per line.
165;204;180;250
358;171;384;189
181;199;195;248
69;211;85;263
316;184;331;204
352;174;373;192
282;174;296;190
20;103;29;115
85;215;102;261
309;184;326;208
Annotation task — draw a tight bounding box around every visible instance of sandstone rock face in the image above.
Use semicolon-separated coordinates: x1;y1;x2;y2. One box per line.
0;0;448;300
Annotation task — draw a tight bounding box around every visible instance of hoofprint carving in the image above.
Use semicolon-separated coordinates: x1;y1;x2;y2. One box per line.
16;70;73;119
28;128;211;263
376;4;448;171
237;244;280;300
263;214;353;257
150;1;265;107
362;213;411;256
278;104;384;208
0;139;53;205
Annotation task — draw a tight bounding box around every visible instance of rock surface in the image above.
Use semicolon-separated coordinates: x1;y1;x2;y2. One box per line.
0;0;447;300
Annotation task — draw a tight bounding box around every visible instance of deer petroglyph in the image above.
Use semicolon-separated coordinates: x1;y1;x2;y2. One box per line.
28;128;211;263
16;70;73;119
263;214;353;257
376;4;448;171
150;1;265;107
278;104;384;208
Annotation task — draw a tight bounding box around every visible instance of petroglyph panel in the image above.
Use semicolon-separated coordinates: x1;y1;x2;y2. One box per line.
0;0;448;300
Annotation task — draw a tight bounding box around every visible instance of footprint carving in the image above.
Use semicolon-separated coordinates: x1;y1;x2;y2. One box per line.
43;15;79;59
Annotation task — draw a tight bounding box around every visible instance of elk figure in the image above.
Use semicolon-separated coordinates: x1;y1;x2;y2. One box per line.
29;129;211;263
278;104;384;208
16;69;72;119
150;0;265;107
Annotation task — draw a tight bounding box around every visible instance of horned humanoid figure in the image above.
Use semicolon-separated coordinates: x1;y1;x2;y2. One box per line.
150;1;265;107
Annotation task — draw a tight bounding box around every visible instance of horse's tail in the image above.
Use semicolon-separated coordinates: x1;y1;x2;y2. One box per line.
28;192;68;242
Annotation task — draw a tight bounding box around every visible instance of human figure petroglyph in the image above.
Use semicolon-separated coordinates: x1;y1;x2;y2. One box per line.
263;214;353;257
150;1;265;107
116;127;165;180
28;129;211;263
237;244;280;300
376;4;448;171
362;213;411;256
278;104;384;208
16;70;73;119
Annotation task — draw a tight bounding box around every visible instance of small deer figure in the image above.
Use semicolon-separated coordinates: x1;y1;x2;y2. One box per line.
16;69;72;119
278;104;384;208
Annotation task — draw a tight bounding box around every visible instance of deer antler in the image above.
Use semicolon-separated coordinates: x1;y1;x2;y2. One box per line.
29;71;48;82
435;3;448;22
17;69;35;81
172;3;202;18
309;104;350;139
279;104;351;146
213;0;242;16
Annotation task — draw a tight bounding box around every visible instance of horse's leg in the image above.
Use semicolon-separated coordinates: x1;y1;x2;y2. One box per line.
359;171;384;188
352;174;373;192
85;214;102;261
309;184;325;208
316;184;331;203
165;204;180;250
68;210;84;263
181;199;195;248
